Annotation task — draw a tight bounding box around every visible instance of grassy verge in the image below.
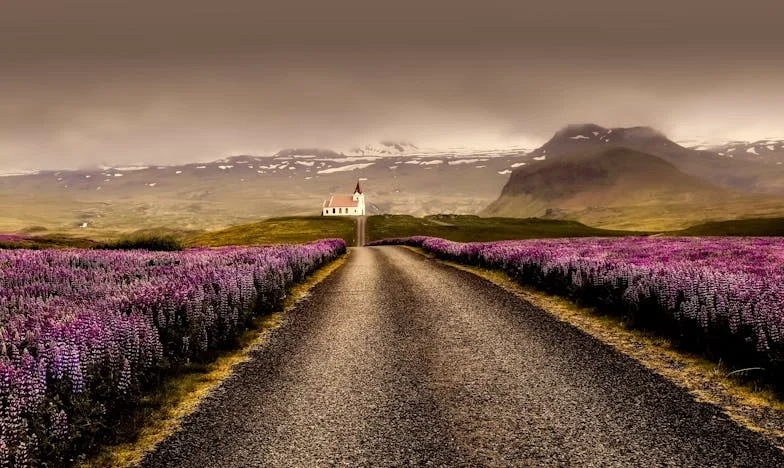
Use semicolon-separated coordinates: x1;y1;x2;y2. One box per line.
81;253;348;467
366;215;642;243
186;216;356;247
403;246;784;448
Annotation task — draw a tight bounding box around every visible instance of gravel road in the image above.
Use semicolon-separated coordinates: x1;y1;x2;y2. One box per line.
356;216;366;247
144;246;784;467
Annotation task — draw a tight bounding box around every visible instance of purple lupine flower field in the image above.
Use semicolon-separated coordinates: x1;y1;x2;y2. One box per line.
0;236;25;243
371;236;784;378
0;239;345;466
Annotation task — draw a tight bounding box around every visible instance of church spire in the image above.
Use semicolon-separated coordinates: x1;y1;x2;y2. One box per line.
354;180;362;194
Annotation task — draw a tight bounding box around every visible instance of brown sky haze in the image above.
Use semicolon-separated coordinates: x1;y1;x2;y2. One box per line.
1;0;784;170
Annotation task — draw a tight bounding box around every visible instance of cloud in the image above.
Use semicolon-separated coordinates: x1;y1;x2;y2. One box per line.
1;1;783;169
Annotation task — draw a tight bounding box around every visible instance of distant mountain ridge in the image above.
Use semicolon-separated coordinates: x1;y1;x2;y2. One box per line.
2;129;784;233
273;148;344;159
348;141;419;156
688;139;784;165
522;123;784;194
0;145;532;233
484;146;727;222
485;125;784;229
495;146;720;201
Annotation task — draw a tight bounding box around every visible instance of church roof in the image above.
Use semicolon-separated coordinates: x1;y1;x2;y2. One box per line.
324;195;358;208
354;181;363;194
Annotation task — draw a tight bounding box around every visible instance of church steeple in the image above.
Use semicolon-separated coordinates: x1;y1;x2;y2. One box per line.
354;181;362;195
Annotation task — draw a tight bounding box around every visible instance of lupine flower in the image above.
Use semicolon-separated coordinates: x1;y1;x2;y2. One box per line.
0;238;345;465
372;236;784;371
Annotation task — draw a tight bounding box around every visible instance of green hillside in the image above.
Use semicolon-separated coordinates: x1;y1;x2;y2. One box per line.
186;216;356;247
671;218;784;236
367;215;639;242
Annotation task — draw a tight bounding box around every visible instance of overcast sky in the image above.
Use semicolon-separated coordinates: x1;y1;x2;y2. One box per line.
2;0;784;170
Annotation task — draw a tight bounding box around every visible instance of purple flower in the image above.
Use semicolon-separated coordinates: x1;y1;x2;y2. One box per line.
0;238;345;464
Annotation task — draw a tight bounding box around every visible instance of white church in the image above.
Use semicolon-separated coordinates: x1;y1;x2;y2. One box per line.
322;181;366;216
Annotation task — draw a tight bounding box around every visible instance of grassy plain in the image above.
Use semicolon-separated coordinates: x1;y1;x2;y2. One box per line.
670;217;784;236
3;215;784;252
366;214;640;242
185;216;356;247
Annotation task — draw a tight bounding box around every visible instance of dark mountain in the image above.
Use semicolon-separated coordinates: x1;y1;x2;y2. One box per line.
497;147;718;201
525;124;784;193
485;146;784;230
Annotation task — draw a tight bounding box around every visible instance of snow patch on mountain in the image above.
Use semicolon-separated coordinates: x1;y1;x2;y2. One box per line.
112;166;149;172
348;141;419;156
317;163;375;174
317;156;382;163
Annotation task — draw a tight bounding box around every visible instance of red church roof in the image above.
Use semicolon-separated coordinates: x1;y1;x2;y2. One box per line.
324;195;358;208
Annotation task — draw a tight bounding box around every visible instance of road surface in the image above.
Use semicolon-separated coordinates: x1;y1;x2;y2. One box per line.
144;246;784;467
356;215;366;247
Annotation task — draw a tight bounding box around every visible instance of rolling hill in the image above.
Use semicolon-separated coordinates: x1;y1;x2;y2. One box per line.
0;144;531;233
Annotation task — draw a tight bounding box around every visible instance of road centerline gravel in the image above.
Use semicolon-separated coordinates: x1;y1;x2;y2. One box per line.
144;246;784;467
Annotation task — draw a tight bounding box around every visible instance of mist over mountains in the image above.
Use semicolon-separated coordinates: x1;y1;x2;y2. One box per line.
2;125;784;233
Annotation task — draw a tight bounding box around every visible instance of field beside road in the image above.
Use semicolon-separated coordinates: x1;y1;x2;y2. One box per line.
366;214;638;243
